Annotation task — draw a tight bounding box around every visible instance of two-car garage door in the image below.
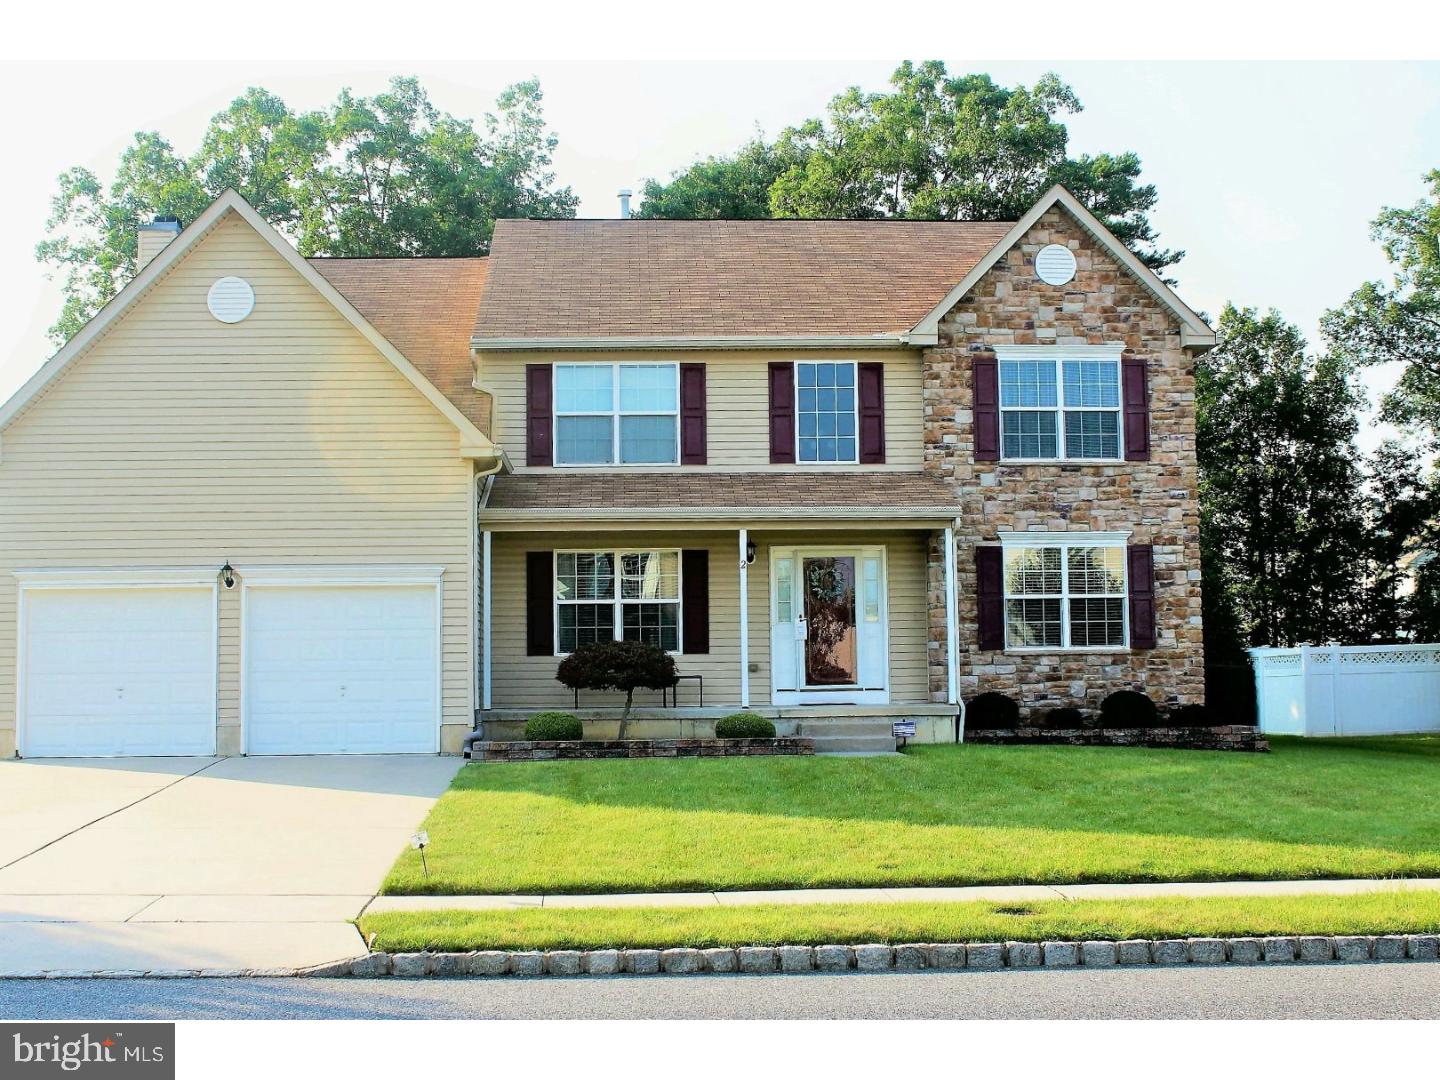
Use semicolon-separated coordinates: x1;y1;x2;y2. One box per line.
19;577;440;757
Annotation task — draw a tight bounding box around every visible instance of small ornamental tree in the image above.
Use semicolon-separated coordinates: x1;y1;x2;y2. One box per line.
555;640;677;740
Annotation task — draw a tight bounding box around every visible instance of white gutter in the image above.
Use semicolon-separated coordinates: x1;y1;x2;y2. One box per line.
479;505;957;522
471;333;919;352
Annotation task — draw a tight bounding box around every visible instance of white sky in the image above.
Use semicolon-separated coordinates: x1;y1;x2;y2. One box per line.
3;7;1436;451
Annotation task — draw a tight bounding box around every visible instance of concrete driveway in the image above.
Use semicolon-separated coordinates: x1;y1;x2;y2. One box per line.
0;755;461;975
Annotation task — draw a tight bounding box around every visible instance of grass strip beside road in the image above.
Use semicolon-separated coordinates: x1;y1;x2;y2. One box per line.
360;891;1440;953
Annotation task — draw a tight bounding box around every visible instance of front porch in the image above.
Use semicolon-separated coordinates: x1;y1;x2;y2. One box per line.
477;703;962;750
477;471;964;731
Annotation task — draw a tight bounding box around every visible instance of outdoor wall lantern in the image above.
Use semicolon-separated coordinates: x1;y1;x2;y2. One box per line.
745;540;757;565
220;561;236;589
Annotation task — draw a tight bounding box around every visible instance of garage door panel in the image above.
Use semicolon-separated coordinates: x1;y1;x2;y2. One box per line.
245;583;438;755
22;587;216;758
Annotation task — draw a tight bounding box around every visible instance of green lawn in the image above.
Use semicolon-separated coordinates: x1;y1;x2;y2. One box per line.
360;891;1440;952
383;736;1440;895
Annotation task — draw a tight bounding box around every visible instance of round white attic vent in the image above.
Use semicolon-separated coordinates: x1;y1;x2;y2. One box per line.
207;276;255;323
1035;244;1078;286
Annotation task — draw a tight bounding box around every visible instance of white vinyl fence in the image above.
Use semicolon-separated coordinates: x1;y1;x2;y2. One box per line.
1250;644;1440;736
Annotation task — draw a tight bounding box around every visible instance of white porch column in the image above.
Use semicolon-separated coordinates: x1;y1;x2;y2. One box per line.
944;524;959;706
738;528;751;708
481;529;493;710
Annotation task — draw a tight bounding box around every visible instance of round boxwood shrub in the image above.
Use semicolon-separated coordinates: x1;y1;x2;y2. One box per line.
965;691;1020;730
524;711;584;741
1170;703;1223;727
1099;690;1160;729
1044;706;1086;729
714;712;777;739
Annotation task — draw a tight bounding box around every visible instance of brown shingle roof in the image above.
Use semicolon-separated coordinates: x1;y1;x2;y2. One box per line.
310;257;492;435
484;472;958;519
472;218;1014;342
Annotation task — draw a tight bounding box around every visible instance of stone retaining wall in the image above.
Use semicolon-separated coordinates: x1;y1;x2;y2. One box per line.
303;933;1438;978
470;737;814;762
965;725;1267;752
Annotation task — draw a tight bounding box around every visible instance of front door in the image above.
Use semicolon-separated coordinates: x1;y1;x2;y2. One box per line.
770;546;889;705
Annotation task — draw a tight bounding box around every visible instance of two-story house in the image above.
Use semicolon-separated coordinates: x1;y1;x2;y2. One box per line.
0;185;1212;758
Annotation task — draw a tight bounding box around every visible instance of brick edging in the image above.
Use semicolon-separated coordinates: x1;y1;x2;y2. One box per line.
301;933;1439;978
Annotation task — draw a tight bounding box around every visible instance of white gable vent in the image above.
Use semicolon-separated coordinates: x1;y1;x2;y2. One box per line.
207;276;255;323
1035;244;1077;286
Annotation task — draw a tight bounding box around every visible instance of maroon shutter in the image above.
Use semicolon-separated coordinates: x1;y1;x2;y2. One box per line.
526;550;554;656
1128;543;1156;649
768;362;795;464
858;362;886;464
1122;355;1150;462
680;363;707;465
973;355;1000;461
681;549;709;654
976;546;1004;651
525;364;553;467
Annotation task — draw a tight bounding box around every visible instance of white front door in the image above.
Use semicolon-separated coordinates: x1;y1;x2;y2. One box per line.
244;583;439;755
21;586;216;757
769;546;889;706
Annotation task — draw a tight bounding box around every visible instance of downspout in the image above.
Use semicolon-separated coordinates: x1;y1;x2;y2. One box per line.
464;456;505;758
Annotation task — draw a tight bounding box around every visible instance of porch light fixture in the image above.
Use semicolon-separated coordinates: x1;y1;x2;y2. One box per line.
219;561;236;589
745;540;757;566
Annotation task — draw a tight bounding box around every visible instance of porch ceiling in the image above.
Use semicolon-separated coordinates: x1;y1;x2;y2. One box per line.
481;471;959;529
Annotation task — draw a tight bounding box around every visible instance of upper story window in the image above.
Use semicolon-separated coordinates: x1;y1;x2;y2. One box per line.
554;363;678;466
999;352;1121;461
796;361;857;463
553;549;681;653
1003;536;1128;649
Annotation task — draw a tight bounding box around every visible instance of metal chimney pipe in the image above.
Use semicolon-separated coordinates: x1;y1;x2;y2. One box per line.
618;189;633;219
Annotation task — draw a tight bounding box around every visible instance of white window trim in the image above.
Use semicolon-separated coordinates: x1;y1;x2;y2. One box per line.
552;549;684;656
994;344;1125;464
998;531;1131;652
553;361;680;468
794;359;860;465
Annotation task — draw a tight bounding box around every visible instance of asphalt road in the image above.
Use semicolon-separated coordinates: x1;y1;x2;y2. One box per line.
2;963;1438;1020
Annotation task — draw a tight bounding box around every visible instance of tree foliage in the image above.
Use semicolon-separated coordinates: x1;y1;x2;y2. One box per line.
1322;170;1440;445
638;62;1180;273
36;76;577;343
1196;305;1370;648
554;640;677;738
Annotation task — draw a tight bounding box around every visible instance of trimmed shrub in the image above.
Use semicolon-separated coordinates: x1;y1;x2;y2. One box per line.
523;711;584;741
1043;706;1086;729
1099;690;1160;728
714;712;777;739
555;640;677;739
1170;703;1226;727
965;691;1020;730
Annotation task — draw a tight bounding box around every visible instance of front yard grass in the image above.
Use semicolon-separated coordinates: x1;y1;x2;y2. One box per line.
382;736;1440;895
360;891;1440;952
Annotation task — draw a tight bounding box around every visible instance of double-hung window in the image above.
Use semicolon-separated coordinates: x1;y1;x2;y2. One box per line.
554;363;679;465
796;361;858;463
1002;535;1128;649
554;550;681;653
998;349;1122;461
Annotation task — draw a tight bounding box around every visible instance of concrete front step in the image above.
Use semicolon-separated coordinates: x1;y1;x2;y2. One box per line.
808;735;899;754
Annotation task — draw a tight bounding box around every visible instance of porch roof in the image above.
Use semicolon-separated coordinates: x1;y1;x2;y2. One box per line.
481;471;959;525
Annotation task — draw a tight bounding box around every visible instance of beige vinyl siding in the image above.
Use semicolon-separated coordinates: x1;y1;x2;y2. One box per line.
0;212;476;757
479;349;925;471
487;527;931;709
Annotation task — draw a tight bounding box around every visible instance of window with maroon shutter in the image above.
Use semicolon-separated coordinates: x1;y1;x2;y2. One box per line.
858;362;886;464
976;546;1004;651
973;355;1000;461
1127;543;1156;648
525;364;553;467
680;363;707;465
1122;355;1151;462
681;549;709;653
526;550;554;655
768;361;795;464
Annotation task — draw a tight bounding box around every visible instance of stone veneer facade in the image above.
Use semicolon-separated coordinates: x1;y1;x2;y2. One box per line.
923;206;1205;716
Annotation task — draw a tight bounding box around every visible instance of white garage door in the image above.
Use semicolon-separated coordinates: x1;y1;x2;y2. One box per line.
22;587;216;757
244;584;439;755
